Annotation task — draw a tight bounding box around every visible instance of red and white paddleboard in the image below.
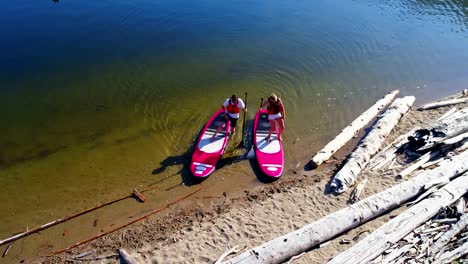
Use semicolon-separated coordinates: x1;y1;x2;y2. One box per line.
253;109;284;177
190;109;230;177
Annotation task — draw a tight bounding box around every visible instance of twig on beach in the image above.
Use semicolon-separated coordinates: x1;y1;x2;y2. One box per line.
73;250;94;259
48;188;201;256
0;185;160;247
348;178;368;204
68;253;118;262
215;245;239;264
287;252;305;264
2;244;12;257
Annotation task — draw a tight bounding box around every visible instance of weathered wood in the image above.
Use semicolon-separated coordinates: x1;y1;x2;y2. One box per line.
431;214;468;255
215;245;239;264
437;107;457;121
421;157;446;169
397;150;440;178
418;97;468;111
223;151;468;264
367;127;419;170
331;96;415;193
119;249;141;264
310;90;399;168
455;198;466;215
349;178;368;204
370;153;396;171
433;241;468;264
327;173;468;264
442;131;468;145
408;108;468;151
382;243;415;264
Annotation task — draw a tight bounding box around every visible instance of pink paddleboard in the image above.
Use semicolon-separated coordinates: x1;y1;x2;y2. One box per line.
190;109;230;177
253;109;284;177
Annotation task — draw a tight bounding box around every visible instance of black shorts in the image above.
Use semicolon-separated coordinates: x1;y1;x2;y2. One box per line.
228;116;239;128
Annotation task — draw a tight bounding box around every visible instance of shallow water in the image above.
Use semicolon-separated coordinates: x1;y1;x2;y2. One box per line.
0;0;467;259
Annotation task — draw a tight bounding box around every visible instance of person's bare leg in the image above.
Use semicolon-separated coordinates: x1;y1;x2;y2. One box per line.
267;120;276;140
277;119;285;141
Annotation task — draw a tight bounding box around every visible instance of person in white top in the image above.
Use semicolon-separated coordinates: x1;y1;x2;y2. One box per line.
212;94;247;138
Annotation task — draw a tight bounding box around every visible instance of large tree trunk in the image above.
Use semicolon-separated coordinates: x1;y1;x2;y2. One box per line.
222;151;468;264
327;173;468;264
330;96;415;194
417;97;468;110
309;90;399;168
408;107;468;151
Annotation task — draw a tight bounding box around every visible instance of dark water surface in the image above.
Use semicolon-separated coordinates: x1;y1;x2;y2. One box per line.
0;0;467;259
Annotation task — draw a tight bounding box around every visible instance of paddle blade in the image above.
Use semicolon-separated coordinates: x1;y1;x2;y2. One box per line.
246;147;255;159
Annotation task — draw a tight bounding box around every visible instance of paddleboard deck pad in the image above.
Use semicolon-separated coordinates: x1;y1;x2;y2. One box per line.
253;109;284;177
190;109;230;177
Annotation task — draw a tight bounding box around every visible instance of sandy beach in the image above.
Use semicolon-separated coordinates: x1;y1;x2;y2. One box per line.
27;91;468;263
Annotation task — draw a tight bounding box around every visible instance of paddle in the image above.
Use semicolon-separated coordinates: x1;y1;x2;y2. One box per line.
238;92;248;148
246;97;264;158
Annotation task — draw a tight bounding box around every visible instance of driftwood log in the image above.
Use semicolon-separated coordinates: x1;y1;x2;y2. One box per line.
437;107;457;121
119;249;141;264
367;128;418;171
368;105;461;171
222;151;468;264
431;213;468;255
309;90;399;168
408;108;468;151
330;96;415;194
418;97;468;111
433;241;468;264
327;173;468;264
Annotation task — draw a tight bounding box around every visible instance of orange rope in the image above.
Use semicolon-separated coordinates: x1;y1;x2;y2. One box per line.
0;185;161;247
48;187;201;256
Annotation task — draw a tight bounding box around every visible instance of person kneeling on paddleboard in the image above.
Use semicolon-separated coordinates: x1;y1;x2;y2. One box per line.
212;94;247;138
262;93;286;141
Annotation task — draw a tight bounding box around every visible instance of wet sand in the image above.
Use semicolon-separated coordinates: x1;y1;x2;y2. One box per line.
4;91;467;264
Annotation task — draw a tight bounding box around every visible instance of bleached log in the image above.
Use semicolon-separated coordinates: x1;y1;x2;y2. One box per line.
397;150;440;178
433;242;468;264
418;97;468;111
408;108;468;151
310;90;399;168
455;199;466;215
431;214;468;255
331;96;415;193
222;151;468;264
118;249;141;264
442;131;468;145
405;185;443;207
421;158;446;169
437;107;457;121
327;173;468;264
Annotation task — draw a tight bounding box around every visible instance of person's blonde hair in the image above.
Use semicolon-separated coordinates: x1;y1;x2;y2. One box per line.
269;93;278;101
